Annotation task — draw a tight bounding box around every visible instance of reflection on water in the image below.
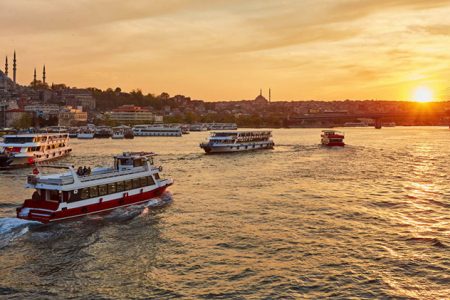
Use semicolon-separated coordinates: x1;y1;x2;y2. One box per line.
0;127;449;298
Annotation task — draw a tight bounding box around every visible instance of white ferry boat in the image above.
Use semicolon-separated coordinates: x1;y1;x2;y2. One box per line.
0;133;72;168
77;127;95;139
16;152;173;223
133;125;182;137
190;124;208;131
208;123;238;130
200;131;274;154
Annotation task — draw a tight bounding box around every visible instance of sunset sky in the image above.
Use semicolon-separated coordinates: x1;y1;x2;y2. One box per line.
1;0;449;101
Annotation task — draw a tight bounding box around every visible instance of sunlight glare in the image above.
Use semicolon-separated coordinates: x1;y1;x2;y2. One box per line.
412;86;433;103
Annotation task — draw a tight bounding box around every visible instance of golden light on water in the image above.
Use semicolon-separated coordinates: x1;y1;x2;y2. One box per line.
412;86;433;103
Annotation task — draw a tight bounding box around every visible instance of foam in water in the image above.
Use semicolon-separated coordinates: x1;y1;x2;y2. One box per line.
0;217;42;248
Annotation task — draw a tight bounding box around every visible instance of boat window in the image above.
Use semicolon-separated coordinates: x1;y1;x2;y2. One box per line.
108;183;117;194
133;159;143;167
147;176;155;185
124;180;133;190
98;185;108;196
140;177;147;187
116;181;125;192
132;178;140;189
154;173;160;180
49;190;60;201
70;190;80;202
80;188;90;200
89;186;99;198
4;137;34;143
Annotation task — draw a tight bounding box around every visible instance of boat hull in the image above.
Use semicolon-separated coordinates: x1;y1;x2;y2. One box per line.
17;185;169;223
0;149;72;168
200;141;274;154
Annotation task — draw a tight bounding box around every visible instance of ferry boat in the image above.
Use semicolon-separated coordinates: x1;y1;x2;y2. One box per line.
112;128;125;139
77;127;95;139
208;123;238;130
94;126;113;138
68;127;79;138
321;130;345;147
190;124;208;131
133;125;182;137
200;131;274;154
0;133;72;167
16;152;173;223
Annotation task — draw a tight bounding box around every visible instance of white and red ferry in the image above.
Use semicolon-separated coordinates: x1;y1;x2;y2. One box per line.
0;133;72;168
16;152;173;223
321;130;345;147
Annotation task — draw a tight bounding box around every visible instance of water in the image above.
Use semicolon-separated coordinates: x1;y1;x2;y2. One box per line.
1;127;449;299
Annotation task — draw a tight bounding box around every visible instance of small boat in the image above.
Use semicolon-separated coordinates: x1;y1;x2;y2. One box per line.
68;127;79;138
94;126;113;138
0;133;72;168
112;129;124;139
200;131;274;154
321;130;345;147
190;124;208;131
16;152;173;223
77;127;95;139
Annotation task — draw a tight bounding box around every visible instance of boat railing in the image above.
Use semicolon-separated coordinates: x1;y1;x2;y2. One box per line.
79;166;148;182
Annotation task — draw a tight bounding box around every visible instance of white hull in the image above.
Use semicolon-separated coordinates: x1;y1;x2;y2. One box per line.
201;141;274;153
134;132;182;137
77;133;94;139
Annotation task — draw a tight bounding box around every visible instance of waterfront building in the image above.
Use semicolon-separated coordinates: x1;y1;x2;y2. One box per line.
109;105;163;124
58;106;87;126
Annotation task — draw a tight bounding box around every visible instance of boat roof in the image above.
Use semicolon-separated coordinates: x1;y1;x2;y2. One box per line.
3;133;68;138
322;130;344;134
213;130;271;134
114;151;156;159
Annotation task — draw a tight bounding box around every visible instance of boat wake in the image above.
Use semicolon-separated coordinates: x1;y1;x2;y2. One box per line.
0;217;42;248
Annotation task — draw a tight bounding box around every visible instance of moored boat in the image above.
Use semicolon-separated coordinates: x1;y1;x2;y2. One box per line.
77;127;95;139
94;126;113;138
321;130;345;147
16;152;173;223
133;125;182;137
200;131;274;154
0;133;72;168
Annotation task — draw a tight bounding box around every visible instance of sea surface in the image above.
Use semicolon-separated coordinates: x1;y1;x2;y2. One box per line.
0;127;449;299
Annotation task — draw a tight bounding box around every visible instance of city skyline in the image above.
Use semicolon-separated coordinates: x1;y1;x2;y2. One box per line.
1;0;449;101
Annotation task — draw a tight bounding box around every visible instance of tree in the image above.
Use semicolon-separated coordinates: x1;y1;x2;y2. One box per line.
12;113;33;129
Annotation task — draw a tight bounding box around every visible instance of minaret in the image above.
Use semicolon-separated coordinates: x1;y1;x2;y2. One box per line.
4;56;8;76
33;68;37;86
13;51;16;83
42;65;46;84
269;88;271;102
260;88;262;96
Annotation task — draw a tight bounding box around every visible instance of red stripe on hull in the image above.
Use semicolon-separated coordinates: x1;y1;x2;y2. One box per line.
17;186;168;223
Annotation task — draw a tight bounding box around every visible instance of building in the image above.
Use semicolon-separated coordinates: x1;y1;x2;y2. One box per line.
58;106;88;126
109;105;163;124
24;103;60;118
5;109;32;127
62;88;96;111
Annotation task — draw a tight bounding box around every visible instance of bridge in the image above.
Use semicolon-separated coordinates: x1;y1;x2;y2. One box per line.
291;111;450;128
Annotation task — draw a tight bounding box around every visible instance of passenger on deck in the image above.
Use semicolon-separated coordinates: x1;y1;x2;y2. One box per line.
77;166;83;176
82;166;88;175
87;167;91;175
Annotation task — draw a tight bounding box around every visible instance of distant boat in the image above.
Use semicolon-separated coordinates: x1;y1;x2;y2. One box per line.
0;133;72;167
133;125;182;137
321;130;345;147
94;126;113;138
344;122;368;127
77;127;95;139
200;131;274;154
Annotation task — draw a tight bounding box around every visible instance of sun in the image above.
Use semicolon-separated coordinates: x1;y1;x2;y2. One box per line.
412;86;433;103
